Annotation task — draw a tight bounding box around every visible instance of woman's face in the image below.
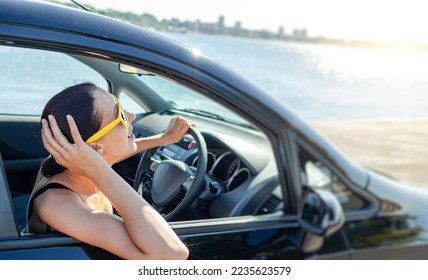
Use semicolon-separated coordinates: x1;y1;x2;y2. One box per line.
92;89;137;163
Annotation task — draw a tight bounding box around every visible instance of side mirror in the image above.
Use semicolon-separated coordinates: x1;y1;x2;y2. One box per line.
296;186;345;252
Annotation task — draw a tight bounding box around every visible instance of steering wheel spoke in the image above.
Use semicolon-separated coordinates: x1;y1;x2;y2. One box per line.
180;175;195;192
133;126;207;221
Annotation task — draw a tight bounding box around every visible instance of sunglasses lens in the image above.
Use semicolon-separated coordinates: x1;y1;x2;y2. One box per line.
120;109;128;127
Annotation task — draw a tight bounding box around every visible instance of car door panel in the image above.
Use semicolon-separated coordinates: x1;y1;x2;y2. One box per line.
174;214;350;260
0;217;350;260
0;238;120;260
0;116;46;194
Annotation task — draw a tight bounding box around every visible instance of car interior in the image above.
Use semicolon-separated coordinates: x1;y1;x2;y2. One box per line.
1;45;285;237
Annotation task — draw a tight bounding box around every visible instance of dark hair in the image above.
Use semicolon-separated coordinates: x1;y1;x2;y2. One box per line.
40;82;103;177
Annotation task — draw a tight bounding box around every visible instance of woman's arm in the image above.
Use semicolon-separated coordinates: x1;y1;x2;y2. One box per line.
36;188;178;260
41;115;189;260
118;115;195;162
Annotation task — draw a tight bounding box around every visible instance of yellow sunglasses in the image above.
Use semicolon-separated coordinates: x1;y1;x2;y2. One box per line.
86;95;129;143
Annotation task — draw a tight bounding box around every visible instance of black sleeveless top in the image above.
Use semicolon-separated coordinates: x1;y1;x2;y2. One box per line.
27;182;71;233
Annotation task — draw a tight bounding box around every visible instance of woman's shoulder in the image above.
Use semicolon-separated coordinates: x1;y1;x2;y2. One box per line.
27;176;80;233
31;181;76;209
33;182;85;221
31;178;72;198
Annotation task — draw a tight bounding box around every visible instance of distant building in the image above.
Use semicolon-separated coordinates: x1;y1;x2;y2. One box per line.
174;13;310;43
234;21;242;31
218;16;225;34
292;28;307;41
277;26;286;40
188;16;225;34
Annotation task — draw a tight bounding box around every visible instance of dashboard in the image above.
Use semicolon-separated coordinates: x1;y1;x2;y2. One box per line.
134;111;283;220
155;136;252;193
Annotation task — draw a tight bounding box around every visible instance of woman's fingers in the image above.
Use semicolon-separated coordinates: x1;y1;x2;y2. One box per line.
165;116;196;139
179;117;194;132
47;115;69;147
42;118;62;151
41;118;65;161
188;120;196;127
42;115;82;161
66;115;86;147
173;116;195;130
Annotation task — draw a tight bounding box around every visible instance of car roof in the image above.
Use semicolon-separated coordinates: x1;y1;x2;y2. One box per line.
0;0;250;92
1;0;178;54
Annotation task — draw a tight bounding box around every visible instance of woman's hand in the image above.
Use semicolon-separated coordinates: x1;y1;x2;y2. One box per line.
161;116;195;144
117;115;197;162
41;114;110;179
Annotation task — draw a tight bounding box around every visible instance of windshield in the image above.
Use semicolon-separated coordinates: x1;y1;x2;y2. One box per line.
136;74;253;128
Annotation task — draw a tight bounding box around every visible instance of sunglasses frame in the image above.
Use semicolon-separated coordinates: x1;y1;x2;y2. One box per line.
86;95;129;143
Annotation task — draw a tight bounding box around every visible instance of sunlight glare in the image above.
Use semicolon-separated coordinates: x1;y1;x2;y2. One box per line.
306;45;428;84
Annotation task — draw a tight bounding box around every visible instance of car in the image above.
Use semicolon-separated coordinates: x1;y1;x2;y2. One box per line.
1;0;428;260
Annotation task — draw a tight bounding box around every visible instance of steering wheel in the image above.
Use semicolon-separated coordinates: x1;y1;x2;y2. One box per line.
133;127;207;221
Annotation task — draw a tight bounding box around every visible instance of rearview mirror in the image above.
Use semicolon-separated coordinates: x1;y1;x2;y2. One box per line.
296;186;345;252
118;64;155;76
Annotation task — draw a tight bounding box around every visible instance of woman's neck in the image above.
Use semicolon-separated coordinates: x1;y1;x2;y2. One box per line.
53;169;99;194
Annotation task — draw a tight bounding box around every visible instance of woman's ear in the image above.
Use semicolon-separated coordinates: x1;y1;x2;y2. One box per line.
88;143;104;155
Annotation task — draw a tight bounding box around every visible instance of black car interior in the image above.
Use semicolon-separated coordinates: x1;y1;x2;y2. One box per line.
0;152;20;238
0;116;44;233
1;114;283;234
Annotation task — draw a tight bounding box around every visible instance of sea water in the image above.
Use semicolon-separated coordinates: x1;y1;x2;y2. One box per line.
1;32;428;121
163;32;428;121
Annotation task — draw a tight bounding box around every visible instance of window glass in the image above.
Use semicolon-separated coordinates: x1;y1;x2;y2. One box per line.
0;46;108;115
118;92;146;114
298;146;365;210
137;74;252;128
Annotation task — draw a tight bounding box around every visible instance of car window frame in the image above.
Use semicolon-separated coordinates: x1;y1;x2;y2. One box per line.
0;20;297;238
288;130;381;221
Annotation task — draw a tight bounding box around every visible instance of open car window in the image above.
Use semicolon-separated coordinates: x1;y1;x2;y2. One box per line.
0;46;108;116
1;44;286;231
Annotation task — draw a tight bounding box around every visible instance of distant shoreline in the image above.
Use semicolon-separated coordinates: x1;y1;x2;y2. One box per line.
165;30;428;52
50;0;428;53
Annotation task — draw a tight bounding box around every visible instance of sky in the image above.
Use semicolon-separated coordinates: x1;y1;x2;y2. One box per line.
56;0;428;45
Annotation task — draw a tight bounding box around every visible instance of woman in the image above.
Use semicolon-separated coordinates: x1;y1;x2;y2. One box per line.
28;82;193;259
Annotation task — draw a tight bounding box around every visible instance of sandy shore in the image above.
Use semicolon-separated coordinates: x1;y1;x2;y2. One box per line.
309;119;428;189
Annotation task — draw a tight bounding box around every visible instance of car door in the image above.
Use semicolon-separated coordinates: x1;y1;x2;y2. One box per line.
0;3;350;260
